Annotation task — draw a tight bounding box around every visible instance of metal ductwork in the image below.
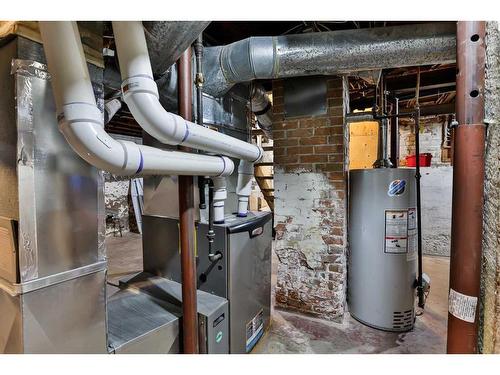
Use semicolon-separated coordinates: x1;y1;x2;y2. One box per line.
143;21;211;77
104;22;208;96
203;22;456;97
250;83;273;139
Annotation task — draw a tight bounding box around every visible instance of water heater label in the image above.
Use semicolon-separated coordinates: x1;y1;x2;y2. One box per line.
388;179;407;197
384;210;408;254
448;288;478;323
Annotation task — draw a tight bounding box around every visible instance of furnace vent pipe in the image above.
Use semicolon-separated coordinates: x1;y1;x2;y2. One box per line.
203;22;456;97
212;176;227;223
112;21;263;163
39;21;234;177
251;83;273;139
236;160;254;217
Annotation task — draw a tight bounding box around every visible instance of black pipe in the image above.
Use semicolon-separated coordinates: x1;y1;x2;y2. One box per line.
414;107;425;308
389;97;399;167
194;35;207;211
206;179;222;262
194;34;204;127
198;177;206;209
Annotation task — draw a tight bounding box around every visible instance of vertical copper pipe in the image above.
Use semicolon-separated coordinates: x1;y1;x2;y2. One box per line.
447;21;486;354
177;47;199;354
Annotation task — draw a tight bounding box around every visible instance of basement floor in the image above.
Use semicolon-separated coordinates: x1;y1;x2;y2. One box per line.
106;232;449;354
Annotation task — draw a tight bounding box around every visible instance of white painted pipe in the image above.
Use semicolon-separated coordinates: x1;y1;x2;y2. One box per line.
212;177;227;224
112;21;263;163
39;21;234;177
236;160;254;217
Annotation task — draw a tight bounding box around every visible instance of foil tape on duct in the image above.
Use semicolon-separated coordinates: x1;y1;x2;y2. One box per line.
8;58;105;282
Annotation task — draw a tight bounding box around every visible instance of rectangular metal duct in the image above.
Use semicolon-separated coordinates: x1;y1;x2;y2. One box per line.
0;36;107;353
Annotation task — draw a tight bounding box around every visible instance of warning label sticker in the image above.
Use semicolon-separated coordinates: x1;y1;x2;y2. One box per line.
407;229;418;261
246;309;264;352
408;208;417;230
448;288;478;323
384;210;408;254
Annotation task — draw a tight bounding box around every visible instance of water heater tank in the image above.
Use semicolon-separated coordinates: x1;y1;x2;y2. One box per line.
348;168;417;331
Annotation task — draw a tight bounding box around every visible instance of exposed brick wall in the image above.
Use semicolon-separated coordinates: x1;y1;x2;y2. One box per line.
398;117;451;167
273;77;348;322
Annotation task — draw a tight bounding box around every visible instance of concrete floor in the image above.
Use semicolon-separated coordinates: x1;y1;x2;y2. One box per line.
106;232;450;354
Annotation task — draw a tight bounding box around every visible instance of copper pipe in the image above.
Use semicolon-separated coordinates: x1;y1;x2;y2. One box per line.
177;47;199;354
447;21;486;354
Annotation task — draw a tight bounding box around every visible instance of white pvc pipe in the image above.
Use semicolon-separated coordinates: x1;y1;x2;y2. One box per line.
39;21;234;177
236;160;254;217
112;21;263;163
212;177;227;224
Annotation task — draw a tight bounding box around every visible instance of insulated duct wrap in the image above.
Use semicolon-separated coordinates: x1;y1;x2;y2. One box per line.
143;21;211;77
203;22;456;97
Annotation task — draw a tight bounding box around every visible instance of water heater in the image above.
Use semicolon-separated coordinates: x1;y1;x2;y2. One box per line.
348;168;417;331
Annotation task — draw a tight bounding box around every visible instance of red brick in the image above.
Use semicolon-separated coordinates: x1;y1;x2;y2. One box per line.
274;147;286;156
273;130;285;139
328;106;343;116
328;154;343;163
328;98;343;108
314;145;343;154
317;163;343;172
330;117;344;126
299;136;327;146
300;154;328;163
330;227;343;236
327;171;345;181
314;126;344;136
273;104;285;114
287;146;313;155
327;88;343;97
275;138;298;147
329;180;346;190
322;235;344;246
327;78;342;88
274;120;299;130
328;135;344;145
275;154;298;164
287;128;314;138
273;96;284;105
299;117;329;128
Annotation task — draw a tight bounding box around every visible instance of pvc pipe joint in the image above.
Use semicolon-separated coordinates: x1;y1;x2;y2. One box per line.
212;176;227;224
236;160;254;217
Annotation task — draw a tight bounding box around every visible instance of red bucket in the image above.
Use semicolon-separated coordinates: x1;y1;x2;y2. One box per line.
406;153;432;167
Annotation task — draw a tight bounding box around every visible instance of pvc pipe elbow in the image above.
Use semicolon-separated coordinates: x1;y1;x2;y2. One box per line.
122;76;187;145
58;103;141;176
113;21;264;163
